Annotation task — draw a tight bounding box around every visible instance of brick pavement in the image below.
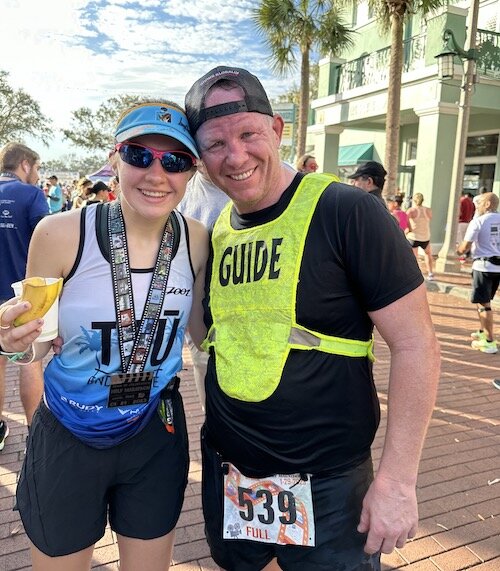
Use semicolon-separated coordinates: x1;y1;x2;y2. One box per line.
1;271;499;570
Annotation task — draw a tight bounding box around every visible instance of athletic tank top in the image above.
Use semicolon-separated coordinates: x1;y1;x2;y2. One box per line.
43;205;194;447
407;206;430;241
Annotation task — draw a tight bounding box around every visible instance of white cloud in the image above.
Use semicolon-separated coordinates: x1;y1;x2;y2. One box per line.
1;0;299;158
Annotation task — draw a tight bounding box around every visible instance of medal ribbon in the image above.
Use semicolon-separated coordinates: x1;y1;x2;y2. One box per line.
108;202;175;373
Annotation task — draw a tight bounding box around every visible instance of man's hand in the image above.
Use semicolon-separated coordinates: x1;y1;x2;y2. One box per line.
358;474;418;554
456;239;472;256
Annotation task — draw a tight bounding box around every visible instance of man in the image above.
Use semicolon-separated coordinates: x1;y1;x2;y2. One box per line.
46;174;64;214
177;163;230;409
457;191;475;245
473;186;488;217
185;66;440;570
178;162;230;229
457;192;500;354
0;142;48;449
348;161;387;203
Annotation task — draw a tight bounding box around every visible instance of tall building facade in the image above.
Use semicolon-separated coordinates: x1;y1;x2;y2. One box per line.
309;0;500;249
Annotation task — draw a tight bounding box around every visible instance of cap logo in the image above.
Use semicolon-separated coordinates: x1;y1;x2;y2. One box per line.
200;69;240;86
158;108;172;123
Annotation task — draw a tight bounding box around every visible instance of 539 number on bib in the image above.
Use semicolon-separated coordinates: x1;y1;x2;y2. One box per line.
223;463;315;546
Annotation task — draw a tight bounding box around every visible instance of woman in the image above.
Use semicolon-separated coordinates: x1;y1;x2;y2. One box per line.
108;175;120;201
83;179;110;205
72;177;94;209
295;153;318;173
0;101;208;571
407;192;434;280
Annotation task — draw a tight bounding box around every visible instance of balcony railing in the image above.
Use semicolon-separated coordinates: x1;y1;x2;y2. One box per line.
336;33;427;93
476;28;500;79
335;28;500;94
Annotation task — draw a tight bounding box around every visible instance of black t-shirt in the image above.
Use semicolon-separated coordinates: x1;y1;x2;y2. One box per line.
203;174;423;477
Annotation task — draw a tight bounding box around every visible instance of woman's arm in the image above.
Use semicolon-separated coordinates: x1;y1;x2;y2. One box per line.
0;210;81;358
185;217;209;349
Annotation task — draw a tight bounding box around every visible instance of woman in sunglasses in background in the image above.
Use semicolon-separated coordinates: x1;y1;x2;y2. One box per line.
0;102;208;571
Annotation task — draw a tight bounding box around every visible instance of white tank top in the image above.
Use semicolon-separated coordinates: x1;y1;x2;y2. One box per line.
44;204;194;447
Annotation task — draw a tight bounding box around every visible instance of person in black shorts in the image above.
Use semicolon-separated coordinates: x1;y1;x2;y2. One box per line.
457;192;500;354
184;66;441;570
0;102;208;570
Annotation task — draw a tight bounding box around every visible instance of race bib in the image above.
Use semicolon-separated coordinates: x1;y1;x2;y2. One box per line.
222;463;315;547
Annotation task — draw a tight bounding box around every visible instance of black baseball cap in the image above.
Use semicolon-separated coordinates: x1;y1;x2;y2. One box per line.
348;161;387;180
92;181;110;193
185;66;274;134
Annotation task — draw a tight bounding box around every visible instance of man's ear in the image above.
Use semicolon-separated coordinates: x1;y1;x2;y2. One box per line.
271;114;285;145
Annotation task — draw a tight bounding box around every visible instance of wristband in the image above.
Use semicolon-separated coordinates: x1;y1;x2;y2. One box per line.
0;343;36;365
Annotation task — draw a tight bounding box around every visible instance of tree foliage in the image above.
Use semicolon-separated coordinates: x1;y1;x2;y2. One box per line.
0;70;53;146
253;0;353;160
62;94;152;152
43;153;107;177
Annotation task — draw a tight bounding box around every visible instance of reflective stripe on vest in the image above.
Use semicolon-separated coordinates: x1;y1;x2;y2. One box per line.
203;173;375;403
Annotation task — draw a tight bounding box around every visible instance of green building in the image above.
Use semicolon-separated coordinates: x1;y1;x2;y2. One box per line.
308;0;500;251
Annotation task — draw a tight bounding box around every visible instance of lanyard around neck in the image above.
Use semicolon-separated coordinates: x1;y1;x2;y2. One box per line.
108;202;175;373
0;172;21;181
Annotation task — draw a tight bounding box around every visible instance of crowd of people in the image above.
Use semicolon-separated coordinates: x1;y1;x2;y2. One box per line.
41;174;119;213
0;63;497;571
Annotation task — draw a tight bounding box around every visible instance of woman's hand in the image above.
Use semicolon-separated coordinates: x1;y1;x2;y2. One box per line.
0;299;43;354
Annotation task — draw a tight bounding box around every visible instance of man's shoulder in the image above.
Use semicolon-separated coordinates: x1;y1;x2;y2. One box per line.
0;179;43;195
479;212;500;223
319;180;384;211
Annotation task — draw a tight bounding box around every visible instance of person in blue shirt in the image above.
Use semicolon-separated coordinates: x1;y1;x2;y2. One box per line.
0;142;47;451
46;174;64;214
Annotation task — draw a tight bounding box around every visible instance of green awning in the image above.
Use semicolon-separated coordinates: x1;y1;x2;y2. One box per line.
338;143;374;166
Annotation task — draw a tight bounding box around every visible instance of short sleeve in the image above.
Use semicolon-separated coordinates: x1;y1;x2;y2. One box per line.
28;187;49;228
340;191;424;312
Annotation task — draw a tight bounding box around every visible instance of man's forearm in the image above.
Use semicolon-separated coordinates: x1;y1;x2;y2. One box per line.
377;340;440;484
456;240;472;255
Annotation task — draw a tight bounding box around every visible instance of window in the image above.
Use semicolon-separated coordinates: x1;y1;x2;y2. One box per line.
466;134;499;157
407;140;418;161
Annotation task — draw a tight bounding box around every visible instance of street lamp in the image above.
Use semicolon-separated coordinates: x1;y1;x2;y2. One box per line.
435;0;480;274
435;29;477;81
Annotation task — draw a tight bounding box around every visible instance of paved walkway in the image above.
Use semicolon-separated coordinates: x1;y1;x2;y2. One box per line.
1;267;499;570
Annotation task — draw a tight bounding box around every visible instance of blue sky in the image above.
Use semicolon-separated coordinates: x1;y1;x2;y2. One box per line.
1;0;302;159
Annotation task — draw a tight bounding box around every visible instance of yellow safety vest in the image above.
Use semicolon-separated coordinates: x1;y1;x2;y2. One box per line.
203;173;374;402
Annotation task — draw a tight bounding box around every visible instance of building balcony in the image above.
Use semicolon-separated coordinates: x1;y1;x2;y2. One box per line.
476;28;500;79
332;28;500;95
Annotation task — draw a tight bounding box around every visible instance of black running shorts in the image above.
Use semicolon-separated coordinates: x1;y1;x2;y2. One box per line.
201;432;380;571
16;394;189;557
407;239;430;250
471;270;500;304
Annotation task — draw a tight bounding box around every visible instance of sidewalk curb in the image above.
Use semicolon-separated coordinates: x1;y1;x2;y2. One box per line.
425;279;500;309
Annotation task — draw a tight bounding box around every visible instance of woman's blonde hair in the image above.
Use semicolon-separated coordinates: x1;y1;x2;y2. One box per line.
296;154;315;172
413;192;424;206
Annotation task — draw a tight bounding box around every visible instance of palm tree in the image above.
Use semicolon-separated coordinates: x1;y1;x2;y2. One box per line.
253;0;353;160
366;0;448;195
